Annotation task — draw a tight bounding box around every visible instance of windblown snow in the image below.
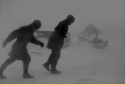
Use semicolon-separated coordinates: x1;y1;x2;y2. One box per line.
0;29;124;84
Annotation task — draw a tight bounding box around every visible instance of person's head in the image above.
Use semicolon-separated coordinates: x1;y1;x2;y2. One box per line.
66;15;75;25
31;20;41;31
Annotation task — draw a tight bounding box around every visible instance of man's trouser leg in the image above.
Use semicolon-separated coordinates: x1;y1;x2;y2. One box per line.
0;57;16;73
43;49;55;71
46;49;56;64
43;48;61;73
22;57;31;75
51;49;60;71
50;49;61;74
0;57;16;79
22;52;34;78
21;53;34;78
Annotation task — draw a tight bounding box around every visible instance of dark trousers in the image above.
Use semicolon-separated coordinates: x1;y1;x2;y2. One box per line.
0;55;31;74
46;48;61;71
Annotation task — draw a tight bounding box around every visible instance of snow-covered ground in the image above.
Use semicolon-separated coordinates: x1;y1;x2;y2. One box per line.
0;30;125;84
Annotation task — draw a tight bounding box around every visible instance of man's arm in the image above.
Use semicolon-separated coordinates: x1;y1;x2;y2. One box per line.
3;29;21;47
30;34;44;47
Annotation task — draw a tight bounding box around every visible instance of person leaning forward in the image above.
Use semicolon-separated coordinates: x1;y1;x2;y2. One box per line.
43;15;75;74
0;20;44;79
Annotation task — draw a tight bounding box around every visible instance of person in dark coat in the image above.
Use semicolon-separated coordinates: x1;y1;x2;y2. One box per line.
43;15;75;74
0;20;44;79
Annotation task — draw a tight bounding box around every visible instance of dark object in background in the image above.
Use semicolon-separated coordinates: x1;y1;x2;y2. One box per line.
81;23;102;36
79;23;102;41
35;30;71;48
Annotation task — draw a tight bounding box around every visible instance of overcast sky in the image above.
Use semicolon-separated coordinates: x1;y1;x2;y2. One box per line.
0;0;124;40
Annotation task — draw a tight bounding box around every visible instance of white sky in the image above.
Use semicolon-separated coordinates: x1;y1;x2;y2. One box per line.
0;0;124;41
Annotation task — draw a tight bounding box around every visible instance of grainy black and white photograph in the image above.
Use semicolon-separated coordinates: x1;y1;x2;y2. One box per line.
0;0;125;84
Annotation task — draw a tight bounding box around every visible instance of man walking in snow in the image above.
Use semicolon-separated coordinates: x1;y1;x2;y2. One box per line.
43;15;75;74
0;20;44;79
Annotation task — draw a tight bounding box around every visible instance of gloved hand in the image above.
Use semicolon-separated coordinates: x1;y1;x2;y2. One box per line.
40;42;44;47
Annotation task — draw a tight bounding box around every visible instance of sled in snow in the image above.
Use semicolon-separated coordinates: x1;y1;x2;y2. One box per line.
90;37;103;43
35;30;71;48
90;37;108;48
92;40;108;48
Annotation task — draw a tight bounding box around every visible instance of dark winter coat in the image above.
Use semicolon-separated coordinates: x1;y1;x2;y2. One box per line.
47;20;68;50
3;25;42;60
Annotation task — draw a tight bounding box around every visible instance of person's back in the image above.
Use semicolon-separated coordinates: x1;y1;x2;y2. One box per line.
13;25;35;47
54;20;68;37
47;20;68;49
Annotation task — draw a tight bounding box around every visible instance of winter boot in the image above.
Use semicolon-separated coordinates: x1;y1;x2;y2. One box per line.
0;70;6;79
51;69;61;74
43;63;50;71
23;73;34;79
